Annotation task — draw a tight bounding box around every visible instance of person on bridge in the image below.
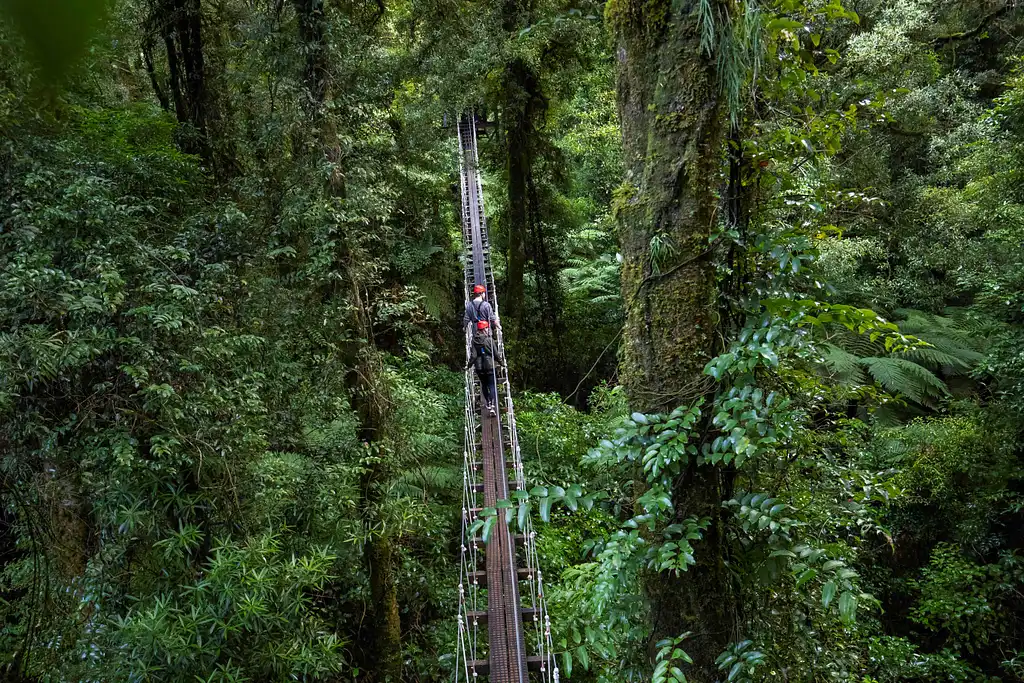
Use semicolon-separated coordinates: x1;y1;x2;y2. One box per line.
467;320;498;417
463;285;499;331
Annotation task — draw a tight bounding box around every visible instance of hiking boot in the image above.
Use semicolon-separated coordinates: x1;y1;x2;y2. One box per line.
487;403;497;417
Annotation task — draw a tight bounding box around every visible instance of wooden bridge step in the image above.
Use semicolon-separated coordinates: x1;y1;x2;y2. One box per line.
470;481;527;494
466;567;535;586
464;608;540;625
470;533;527;545
468;656;547;675
470;460;516;470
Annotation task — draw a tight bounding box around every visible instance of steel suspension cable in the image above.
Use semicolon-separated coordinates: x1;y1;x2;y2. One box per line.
452;113;558;683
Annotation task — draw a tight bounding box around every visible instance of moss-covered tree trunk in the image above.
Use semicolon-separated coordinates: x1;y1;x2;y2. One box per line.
366;534;403;681
609;0;735;676
350;294;403;683
500;57;537;335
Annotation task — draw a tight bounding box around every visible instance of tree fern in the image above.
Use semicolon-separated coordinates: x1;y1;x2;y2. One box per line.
860;357;949;406
900;345;979;372
893;308;985;352
820;342;868;384
891;308;986;372
820;308;989;409
562;253;621;307
828;326;884;359
391;465;462;501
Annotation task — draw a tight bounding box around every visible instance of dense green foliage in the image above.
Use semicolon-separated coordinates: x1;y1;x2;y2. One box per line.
1;0;1023;681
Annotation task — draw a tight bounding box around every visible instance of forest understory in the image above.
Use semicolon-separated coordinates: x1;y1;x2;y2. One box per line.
1;0;1024;681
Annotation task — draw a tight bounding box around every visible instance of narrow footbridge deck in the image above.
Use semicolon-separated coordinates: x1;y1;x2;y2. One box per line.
454;114;558;683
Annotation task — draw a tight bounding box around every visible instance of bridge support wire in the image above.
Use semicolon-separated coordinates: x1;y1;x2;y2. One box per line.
453;113;559;683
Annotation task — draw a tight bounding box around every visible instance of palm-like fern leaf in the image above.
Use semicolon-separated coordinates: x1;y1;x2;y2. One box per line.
562;253;621;306
860;357;949;406
820;342;868;384
891;308;986;372
391;465;462;500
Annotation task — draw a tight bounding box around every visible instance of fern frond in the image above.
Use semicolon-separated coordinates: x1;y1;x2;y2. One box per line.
819;343;868;384
829;326;884;358
893;308;983;350
944;307;1003;335
391;465;461;499
899;345;978;371
860;357;950;405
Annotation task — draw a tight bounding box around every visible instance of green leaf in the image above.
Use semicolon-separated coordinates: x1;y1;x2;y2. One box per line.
563;650;573;678
766;17;803;32
540;497;552;523
838;591;857;624
518;502;529;530
821;580;836;608
576;645;589;670
796;568;817;587
481;516;497;543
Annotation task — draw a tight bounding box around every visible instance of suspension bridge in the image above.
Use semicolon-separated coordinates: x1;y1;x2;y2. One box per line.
453;113;559;683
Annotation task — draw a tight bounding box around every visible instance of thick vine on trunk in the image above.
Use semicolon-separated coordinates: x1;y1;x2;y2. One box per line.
608;0;736;675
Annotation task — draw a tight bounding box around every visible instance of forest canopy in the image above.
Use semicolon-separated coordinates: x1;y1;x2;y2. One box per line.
1;0;1023;681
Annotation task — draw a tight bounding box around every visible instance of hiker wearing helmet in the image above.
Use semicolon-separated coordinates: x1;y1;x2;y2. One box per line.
463;284;498;331
467;319;498;417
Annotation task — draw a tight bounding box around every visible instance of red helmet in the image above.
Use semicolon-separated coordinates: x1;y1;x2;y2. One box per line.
473;285;486;295
476;320;489;330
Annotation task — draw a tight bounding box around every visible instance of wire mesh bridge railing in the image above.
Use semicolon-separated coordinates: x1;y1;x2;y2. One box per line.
453;113;559;683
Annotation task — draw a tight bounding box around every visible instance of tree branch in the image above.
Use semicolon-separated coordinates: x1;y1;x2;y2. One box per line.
931;4;1013;46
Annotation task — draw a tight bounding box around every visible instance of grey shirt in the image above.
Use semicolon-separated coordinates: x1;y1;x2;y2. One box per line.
463;298;498;329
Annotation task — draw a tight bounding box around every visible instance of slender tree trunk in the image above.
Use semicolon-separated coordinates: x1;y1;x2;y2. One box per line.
293;0;345;196
175;0;206;130
350;284;403;682
152;0;211;161
294;0;328;115
142;35;170;111
609;0;735;676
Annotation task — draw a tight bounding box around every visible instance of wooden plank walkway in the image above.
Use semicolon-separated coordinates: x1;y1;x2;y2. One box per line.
457;112;547;683
482;411;527;683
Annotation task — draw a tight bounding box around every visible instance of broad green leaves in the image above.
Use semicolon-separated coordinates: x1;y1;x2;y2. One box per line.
714;640;765;683
587;402;703;485
654;633;693;683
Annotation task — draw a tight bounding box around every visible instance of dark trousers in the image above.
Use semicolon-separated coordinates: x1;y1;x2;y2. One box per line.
477;368;496;406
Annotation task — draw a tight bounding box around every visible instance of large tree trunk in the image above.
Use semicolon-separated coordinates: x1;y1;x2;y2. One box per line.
293;0;346;196
351;320;403;683
366;535;403;682
500;57;537;335
609;0;735;676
